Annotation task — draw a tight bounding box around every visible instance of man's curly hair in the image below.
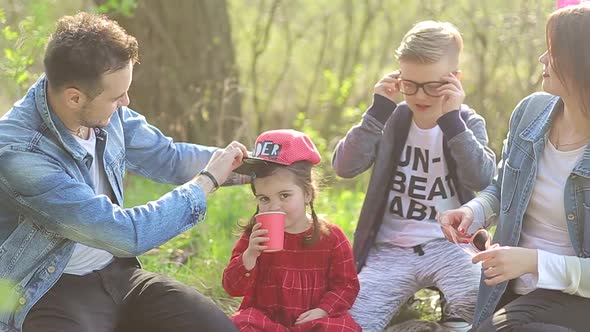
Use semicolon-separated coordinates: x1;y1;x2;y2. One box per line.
43;12;139;97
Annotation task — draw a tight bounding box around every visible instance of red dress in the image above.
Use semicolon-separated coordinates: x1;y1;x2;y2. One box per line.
222;223;361;332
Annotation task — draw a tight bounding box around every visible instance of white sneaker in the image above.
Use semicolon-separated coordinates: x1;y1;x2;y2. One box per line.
440;320;471;332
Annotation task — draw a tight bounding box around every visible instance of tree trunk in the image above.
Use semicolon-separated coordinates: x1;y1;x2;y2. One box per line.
98;0;241;146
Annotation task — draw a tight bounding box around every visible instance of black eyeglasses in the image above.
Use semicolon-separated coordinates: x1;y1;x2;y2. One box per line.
398;78;448;97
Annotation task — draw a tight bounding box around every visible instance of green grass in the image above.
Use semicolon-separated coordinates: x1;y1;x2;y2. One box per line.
125;174;365;314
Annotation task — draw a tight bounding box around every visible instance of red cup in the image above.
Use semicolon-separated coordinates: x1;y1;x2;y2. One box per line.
255;211;286;252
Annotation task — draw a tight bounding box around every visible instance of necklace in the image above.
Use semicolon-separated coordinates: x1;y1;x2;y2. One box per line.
553;122;590;150
67;126;88;139
554;136;590;150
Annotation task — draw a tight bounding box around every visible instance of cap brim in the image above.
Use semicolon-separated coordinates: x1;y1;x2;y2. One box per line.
233;157;284;175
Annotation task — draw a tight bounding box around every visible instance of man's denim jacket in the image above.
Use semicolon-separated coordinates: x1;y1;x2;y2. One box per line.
0;76;219;331
470;92;590;327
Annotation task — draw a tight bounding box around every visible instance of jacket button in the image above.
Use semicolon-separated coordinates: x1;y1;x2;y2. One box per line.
567;214;575;221
47;266;56;273
18;297;26;305
245;272;251;277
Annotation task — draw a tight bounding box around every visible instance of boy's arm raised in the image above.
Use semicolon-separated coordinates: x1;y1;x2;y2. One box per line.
439;109;496;191
332;94;397;178
332;72;400;178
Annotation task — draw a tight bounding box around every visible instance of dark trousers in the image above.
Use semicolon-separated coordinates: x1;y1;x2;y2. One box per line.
23;258;237;332
474;288;590;332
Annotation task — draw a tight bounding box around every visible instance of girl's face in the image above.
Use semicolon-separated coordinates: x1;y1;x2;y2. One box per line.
253;168;311;233
539;50;568;97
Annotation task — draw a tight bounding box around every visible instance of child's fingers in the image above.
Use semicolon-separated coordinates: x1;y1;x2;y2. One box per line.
386;70;401;79
297;311;311;320
295;313;311;325
442;73;461;86
436;85;460;95
375;81;398;91
380;77;398;84
252;237;270;245
252;228;269;235
250;229;268;238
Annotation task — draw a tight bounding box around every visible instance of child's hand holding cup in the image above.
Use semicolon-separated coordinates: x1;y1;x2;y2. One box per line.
242;211;286;270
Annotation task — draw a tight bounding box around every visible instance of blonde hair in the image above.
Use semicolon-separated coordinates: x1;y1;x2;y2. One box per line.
395;21;463;65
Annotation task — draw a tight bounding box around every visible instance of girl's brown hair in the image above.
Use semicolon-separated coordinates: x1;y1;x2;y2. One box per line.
546;4;590;115
241;161;329;246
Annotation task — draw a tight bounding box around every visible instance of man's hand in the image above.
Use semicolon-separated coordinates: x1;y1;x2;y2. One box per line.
437;72;465;114
200;141;248;187
374;70;401;102
472;247;538;286
294;308;328;325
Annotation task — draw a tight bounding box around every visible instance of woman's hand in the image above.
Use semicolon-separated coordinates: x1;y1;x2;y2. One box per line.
294;308;328;325
437;206;474;242
472;246;538;286
241;223;269;271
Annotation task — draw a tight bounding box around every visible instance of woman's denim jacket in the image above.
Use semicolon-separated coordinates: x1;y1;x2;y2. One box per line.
0;76;220;331
471;92;590;327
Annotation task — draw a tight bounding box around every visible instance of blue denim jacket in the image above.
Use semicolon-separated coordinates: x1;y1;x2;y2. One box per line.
471;92;590;327
0;76;218;331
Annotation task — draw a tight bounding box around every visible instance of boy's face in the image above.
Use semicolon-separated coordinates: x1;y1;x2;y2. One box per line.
399;57;458;123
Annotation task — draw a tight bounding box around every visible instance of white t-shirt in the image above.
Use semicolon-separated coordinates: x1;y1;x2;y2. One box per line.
63;129;114;275
376;121;461;246
513;140;582;294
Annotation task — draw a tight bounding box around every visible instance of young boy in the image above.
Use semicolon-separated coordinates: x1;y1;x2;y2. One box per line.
332;21;496;332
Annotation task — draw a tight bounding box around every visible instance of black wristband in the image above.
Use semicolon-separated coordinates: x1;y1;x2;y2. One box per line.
199;170;219;191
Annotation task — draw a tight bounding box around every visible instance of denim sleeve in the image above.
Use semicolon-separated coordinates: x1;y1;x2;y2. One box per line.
120;107;218;185
0;147;207;257
470;97;531;228
332;94;395;178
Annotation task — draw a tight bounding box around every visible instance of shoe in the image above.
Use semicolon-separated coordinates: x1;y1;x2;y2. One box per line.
440;319;471;332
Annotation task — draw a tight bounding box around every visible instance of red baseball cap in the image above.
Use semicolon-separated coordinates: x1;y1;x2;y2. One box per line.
234;129;321;175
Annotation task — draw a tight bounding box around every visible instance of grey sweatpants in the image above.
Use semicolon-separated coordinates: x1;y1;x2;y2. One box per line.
350;239;481;332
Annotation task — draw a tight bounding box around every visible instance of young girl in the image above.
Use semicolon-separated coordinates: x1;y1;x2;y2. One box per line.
222;129;361;332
